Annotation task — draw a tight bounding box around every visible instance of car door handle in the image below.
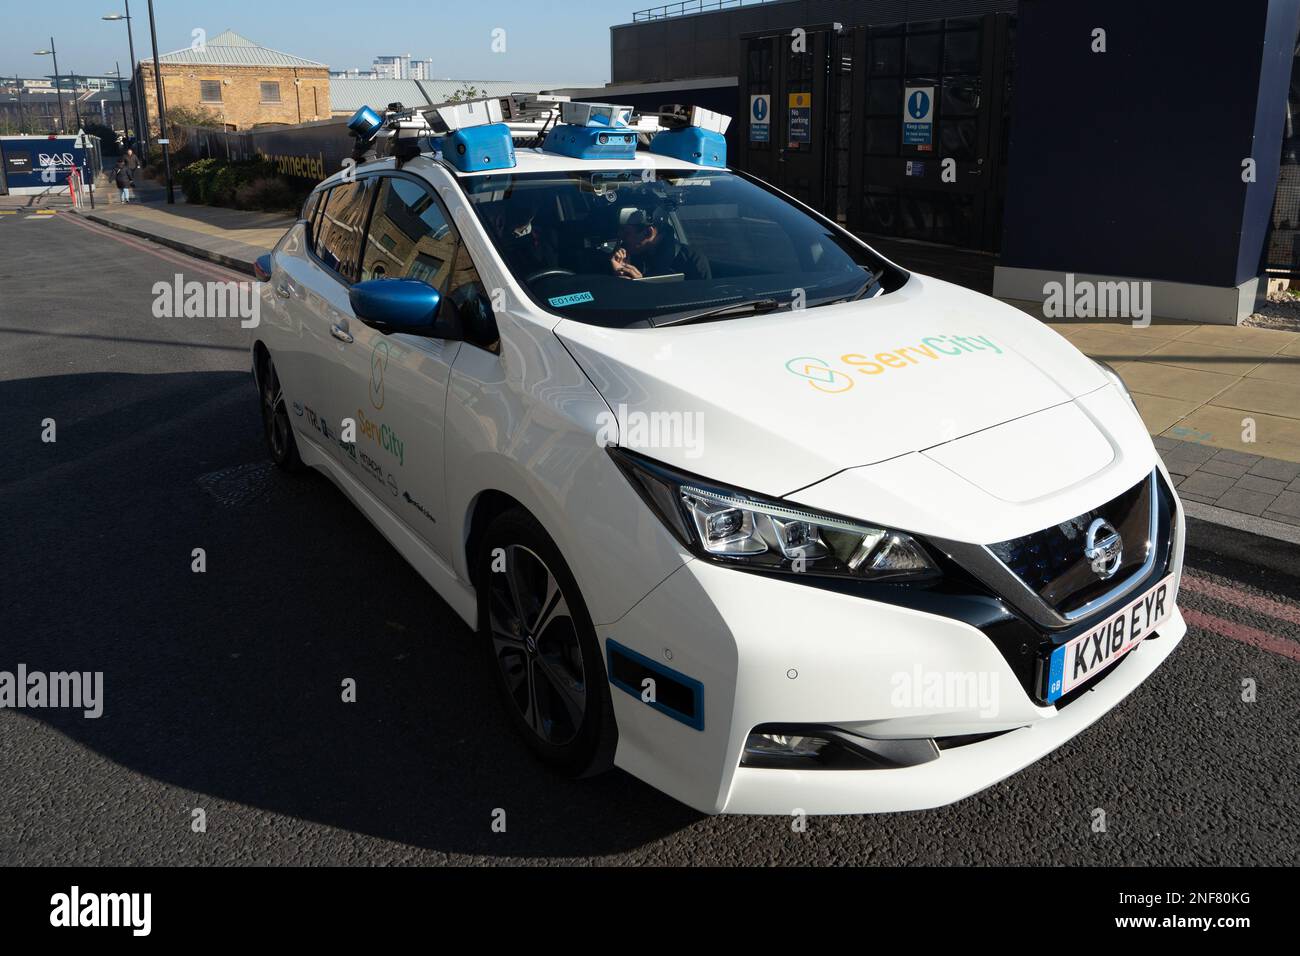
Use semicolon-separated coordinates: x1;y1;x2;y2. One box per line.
275;280;295;298
330;323;354;344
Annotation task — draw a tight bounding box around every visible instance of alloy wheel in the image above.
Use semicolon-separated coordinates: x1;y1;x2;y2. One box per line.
486;544;588;746
261;364;291;461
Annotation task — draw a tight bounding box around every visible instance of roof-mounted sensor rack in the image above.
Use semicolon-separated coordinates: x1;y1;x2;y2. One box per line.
348;97;518;172
346;97;730;170
647;103;731;167
347;101;434;165
425;96;517;172
541;100;641;160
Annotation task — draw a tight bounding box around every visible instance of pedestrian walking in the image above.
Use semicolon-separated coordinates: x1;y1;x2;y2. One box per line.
114;159;134;204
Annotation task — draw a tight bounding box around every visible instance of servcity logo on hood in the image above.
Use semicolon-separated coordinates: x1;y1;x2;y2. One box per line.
785;334;1004;394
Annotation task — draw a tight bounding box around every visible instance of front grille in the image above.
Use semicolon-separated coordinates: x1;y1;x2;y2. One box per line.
988;475;1153;617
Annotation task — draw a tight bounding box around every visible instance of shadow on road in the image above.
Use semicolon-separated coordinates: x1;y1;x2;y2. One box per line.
2;371;702;859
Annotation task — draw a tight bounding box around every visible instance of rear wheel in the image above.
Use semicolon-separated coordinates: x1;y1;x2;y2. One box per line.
477;509;616;776
258;352;303;471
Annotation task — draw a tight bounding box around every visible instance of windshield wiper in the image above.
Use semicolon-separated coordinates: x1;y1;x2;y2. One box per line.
653;297;785;327
844;267;887;302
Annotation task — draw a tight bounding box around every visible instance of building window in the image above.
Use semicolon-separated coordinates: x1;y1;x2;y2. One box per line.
260;81;281;104
200;80;222;104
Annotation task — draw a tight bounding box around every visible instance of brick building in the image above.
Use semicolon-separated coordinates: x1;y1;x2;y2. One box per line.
135;30;330;132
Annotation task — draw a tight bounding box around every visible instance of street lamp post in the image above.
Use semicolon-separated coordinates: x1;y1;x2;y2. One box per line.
33;39;66;132
13;75;25;133
144;0;173;203
109;64;132;143
68;72;85;131
103;3;147;150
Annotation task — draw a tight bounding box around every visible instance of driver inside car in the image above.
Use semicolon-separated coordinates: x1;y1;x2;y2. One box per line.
492;197;560;279
609;208;711;281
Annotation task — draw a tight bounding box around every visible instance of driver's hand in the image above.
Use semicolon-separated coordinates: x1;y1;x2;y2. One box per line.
611;248;642;280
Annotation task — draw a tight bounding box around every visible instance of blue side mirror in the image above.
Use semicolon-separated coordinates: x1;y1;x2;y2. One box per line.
253;254;273;282
349;279;442;331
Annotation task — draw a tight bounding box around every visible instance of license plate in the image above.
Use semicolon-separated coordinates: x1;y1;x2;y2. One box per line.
1042;575;1176;703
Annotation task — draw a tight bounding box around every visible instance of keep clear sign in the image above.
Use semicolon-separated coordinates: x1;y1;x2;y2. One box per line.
903;86;934;150
788;92;811;146
750;94;771;142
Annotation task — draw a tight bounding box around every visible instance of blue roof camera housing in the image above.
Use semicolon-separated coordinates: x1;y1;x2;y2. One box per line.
443;123;516;172
542;125;639;161
347;105;384;141
648;126;727;168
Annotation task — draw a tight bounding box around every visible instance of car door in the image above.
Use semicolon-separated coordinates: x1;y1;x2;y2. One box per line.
257;188;322;431
284;176;379;462
328;171;469;555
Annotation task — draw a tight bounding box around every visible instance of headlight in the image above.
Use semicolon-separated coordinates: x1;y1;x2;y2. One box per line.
1094;359;1135;407
609;448;939;581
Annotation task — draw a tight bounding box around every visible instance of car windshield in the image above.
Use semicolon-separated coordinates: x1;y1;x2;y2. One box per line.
460;167;903;328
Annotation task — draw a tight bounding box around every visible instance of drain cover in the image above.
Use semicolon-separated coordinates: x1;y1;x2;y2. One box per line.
197;461;276;507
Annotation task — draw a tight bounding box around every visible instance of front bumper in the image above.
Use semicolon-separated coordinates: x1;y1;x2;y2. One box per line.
599;473;1185;815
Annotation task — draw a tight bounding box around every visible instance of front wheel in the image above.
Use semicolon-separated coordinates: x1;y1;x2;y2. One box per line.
477;509;616;776
257;352;303;472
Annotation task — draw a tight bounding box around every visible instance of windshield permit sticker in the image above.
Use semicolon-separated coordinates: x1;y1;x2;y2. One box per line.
549;292;595;308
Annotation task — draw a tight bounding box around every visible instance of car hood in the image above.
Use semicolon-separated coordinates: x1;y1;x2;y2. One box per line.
555;274;1110;496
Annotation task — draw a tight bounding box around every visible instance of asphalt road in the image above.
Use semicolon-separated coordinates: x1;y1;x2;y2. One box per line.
1;211;1297;866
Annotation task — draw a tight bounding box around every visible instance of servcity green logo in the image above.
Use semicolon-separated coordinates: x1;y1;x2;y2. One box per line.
356;407;404;466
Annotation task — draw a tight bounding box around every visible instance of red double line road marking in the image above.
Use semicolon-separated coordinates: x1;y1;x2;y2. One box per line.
1181;609;1300;662
1181;572;1300;662
1182;572;1300;627
58;212;249;285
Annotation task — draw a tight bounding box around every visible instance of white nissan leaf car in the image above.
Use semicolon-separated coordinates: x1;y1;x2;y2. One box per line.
250;99;1185;815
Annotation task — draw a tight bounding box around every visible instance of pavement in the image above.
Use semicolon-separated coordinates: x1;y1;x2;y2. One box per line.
74;179;293;274
1;189;1298;866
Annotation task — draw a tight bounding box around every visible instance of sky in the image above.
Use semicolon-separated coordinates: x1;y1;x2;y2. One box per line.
1;0;655;86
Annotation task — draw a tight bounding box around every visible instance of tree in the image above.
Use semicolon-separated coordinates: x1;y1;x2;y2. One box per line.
162;105;224;156
447;83;484;103
0;114;45;135
80;121;120;154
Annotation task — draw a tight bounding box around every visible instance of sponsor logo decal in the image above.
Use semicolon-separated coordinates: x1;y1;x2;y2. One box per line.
356;408;404;466
784;334;1003;393
784;356;854;394
369;340;389;410
403;490;436;523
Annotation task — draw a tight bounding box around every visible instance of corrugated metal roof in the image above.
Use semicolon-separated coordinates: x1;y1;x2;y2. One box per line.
81;89;128;104
157;30;325;68
329;79;430;114
416;79;554;103
329;78;563;115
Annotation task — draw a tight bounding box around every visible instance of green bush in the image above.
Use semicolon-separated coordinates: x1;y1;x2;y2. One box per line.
176;157;220;202
175;157;307;212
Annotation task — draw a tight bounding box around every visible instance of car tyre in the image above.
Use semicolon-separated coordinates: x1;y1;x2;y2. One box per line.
477;508;617;777
258;352;303;472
